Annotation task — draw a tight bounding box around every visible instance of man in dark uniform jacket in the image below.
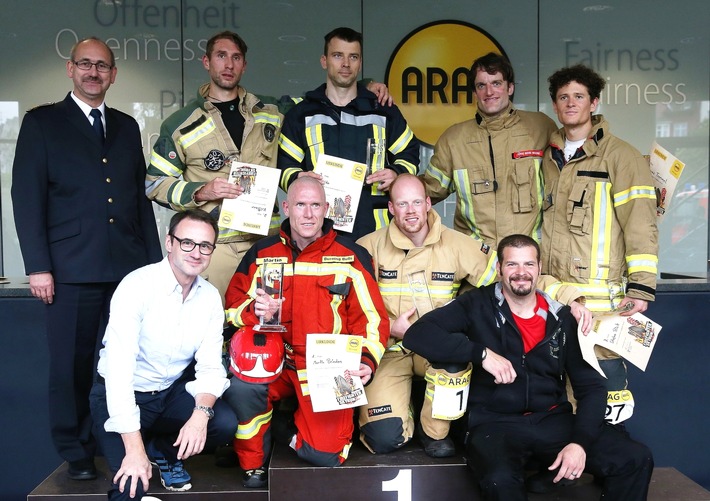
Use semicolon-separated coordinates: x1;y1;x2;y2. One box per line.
11;37;162;481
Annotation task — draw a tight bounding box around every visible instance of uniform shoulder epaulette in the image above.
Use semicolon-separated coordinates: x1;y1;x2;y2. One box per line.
27;102;54;112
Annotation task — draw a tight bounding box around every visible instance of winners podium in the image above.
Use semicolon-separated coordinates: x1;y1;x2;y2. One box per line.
29;441;710;500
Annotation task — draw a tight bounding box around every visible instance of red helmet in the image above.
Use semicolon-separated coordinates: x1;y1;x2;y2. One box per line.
229;326;285;384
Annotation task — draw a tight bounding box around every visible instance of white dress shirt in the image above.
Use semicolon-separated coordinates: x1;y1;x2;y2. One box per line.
97;257;229;434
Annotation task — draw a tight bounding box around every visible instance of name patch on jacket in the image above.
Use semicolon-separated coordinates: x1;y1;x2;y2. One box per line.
256;257;289;265
512;149;544;159
379;269;397;280
431;272;454;281
367;405;393;417
322;255;354;263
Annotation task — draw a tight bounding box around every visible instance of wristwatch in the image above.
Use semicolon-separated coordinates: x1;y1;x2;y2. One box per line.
194;405;214;420
481;348;488;361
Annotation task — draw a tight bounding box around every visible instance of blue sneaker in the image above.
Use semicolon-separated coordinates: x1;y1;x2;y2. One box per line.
146;441;192;492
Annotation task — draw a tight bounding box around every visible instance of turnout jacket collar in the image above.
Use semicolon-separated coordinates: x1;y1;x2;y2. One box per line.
387;210;444;251
196;82;266;115
279;217;338;256
550;114;608;164
474;102;520;132
305;82;380;112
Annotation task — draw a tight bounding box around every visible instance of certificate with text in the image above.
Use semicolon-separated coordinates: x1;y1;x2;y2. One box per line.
578;311;662;375
306;333;367;413
218;161;280;236
314;154;366;233
648;141;685;222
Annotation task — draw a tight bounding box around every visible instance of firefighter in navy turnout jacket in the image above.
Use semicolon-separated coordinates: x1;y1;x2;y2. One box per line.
423;52;556;269
278;27;419;241
146;31;283;301
541;65;658;424
223;177;389;488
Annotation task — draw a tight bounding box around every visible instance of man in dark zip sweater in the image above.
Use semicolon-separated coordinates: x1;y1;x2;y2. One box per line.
403;234;653;501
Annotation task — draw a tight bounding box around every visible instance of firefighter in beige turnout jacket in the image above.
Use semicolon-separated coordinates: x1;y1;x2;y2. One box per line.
356;175;588;457
541;65;658;420
146;32;283;301
423;53;557;272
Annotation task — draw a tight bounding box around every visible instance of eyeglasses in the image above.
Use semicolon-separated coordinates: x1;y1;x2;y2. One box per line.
72;60;113;73
393;199;425;209
170;235;216;255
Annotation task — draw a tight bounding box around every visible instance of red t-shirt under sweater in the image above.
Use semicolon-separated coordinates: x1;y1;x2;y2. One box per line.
512;292;549;353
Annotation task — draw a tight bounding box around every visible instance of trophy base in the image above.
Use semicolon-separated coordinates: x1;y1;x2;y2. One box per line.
254;324;287;333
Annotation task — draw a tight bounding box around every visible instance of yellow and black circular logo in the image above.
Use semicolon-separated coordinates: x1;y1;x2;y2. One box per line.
385;21;507;147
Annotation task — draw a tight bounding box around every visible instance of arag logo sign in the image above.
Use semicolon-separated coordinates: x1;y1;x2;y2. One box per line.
385;21;507;147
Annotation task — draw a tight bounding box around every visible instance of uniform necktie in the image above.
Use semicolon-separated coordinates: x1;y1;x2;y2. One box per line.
90;108;104;142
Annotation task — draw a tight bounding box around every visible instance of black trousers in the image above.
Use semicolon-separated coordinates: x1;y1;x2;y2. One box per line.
46;281;116;463
90;377;237;500
467;411;653;501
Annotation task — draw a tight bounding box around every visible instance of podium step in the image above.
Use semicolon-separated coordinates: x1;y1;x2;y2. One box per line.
28;444;710;500
269;441;477;500
28;455;266;500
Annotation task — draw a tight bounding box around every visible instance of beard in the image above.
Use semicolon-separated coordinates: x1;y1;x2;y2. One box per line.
508;274;534;297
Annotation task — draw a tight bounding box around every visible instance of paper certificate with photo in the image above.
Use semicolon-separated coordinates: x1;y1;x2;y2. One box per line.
578;311;662;376
313;154;366;233
306;333;368;413
648;141;685;222
218;158;280;235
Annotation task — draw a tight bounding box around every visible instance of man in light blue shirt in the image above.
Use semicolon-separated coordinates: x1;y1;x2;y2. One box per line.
90;210;237;500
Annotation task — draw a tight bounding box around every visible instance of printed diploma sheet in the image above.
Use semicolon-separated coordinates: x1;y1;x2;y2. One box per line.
218;159;280;235
306;333;368;412
314;154;366;233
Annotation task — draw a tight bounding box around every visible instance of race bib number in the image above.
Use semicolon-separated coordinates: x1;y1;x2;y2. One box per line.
431;368;471;420
605;389;634;424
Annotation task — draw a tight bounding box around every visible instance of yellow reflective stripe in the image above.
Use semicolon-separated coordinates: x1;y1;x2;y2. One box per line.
554;280;622;312
169;181;191;207
340;442;351;461
378;282;457;302
329;273;346;334
149;151;182;177
393;159;418;175
476;249;498;287
236;409;272;440
626;254;658;274
453;169;481;239
389;125;414;155
253;111;282;126
298;369;309;396
306;124;325;167
280;167;302;191
425;162;452;191
373;209;389;230
543;281;564;300
613;185;656;207
591;182;613;281
294;262;385;363
225;272;262;326
278;134;304;162
178;117;216;150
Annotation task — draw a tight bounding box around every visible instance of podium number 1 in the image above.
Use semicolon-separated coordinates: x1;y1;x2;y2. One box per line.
382;469;412;501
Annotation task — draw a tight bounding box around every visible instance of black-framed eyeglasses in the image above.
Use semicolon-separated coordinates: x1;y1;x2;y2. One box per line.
170;235;216;255
72;60;114;73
